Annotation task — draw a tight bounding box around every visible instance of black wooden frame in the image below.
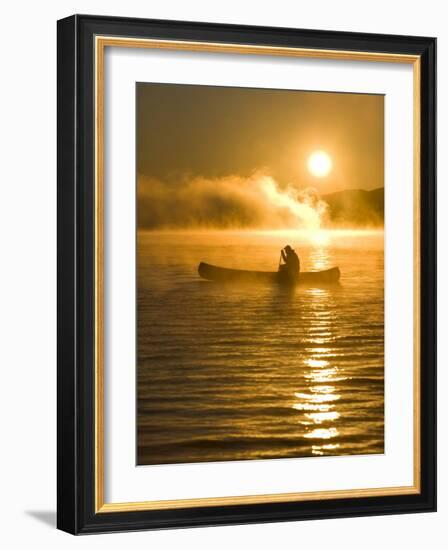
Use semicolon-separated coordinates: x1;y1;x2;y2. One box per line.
57;14;436;535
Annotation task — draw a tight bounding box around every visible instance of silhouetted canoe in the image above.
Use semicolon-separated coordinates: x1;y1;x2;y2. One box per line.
198;262;340;286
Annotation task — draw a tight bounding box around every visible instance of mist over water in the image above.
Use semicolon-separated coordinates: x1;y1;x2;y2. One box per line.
137;229;384;465
138;173;328;230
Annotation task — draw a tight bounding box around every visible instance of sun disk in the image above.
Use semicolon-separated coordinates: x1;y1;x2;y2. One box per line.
308;150;333;178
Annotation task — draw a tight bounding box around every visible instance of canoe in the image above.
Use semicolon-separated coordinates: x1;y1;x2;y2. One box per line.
198;262;340;286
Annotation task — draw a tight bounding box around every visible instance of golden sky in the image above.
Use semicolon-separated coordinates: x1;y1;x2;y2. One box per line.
137;83;384;229
137;83;383;193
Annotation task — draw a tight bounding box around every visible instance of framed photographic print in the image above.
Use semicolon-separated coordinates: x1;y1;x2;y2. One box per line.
57;14;436;534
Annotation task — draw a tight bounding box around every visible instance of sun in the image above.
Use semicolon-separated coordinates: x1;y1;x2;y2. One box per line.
307;150;333;178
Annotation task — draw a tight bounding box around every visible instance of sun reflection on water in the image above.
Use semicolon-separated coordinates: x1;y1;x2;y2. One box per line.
304;427;339;439
308;244;331;270
306;411;340;423
309;230;331;247
293;352;345;454
305;359;329;368
294;391;340;403
312;443;341;456
292;277;348;455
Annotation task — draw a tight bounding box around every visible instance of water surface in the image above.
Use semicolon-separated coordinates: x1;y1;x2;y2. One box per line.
137;230;384;465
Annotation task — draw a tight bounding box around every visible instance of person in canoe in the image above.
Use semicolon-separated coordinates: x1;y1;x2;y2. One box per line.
279;245;300;283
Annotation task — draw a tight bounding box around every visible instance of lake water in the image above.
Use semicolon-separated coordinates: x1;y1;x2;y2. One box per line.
137;230;384;465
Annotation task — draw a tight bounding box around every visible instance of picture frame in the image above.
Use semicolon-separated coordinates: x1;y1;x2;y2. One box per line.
57;14;436;534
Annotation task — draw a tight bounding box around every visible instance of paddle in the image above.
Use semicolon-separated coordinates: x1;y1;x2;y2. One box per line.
278;251;283;270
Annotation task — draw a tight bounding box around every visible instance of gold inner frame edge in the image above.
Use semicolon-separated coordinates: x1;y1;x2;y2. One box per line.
94;35;421;513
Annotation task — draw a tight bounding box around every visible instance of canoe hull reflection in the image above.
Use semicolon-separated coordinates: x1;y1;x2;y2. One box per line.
198;262;340;286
